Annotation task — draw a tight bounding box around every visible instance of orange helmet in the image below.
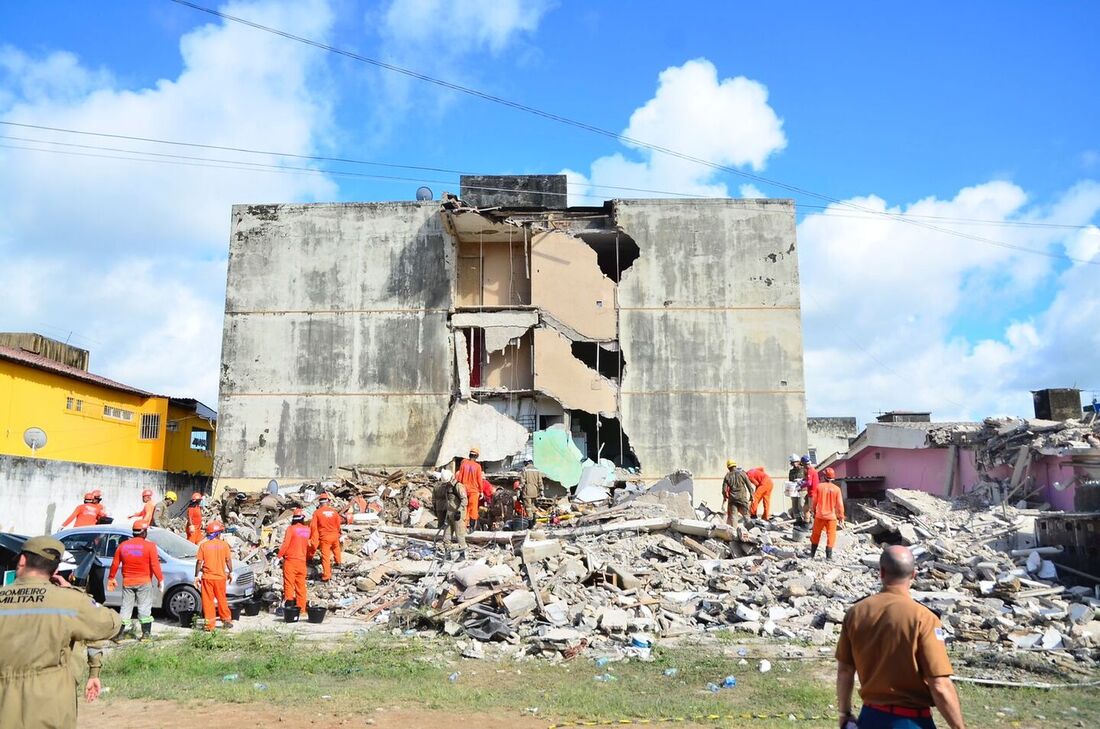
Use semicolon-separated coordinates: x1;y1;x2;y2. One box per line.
291;508;305;522
318;492;332;501
83;492;94;502
132;521;149;532
823;467;836;480
190;492;202;501
205;520;224;534
92;489;103;497
141;489;153;498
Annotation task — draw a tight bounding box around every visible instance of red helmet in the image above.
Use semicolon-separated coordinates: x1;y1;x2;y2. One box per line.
205;520;224;534
141;489;153;498
132;521;149;532
83;492;94;502
318;492;332;501
190;492;202;501
823;467;836;480
92;490;103;498
408;497;421;510
291;508;305;522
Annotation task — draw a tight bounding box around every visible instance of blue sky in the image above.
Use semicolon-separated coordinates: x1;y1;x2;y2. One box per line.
1;0;1098;423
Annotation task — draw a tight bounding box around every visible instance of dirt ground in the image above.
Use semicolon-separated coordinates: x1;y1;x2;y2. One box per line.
80;699;550;729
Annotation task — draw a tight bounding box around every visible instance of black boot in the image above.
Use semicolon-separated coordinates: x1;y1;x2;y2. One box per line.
809;544;818;559
825;547;833;561
140;622;152;641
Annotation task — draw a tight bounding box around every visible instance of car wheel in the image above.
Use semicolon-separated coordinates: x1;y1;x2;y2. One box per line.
164;585;200;621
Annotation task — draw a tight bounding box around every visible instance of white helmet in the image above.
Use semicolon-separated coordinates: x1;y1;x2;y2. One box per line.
789;453;800;463
439;469;454;483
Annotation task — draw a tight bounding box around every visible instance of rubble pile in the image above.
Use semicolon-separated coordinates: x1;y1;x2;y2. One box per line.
927;415;1100;469
213;479;1099;673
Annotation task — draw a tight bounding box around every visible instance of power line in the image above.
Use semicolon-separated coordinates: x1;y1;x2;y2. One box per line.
166;0;1100;262
1;121;1093;231
3;133;1098;266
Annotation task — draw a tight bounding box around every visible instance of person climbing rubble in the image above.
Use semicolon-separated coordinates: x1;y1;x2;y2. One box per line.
809;467;845;560
520;460;543;519
746;466;774;521
310;492;344;581
253;480;284;535
721;459;752;526
456;447;484;531
151;490;177;530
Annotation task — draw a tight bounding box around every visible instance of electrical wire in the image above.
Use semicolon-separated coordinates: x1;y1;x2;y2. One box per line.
166;0;1100;264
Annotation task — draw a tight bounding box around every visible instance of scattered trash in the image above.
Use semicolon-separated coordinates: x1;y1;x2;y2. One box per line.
594;673;618;682
448;672;460;682
705;682;720;693
758;660;772;673
663;668;679;678
722;675;737;688
222;674;238;682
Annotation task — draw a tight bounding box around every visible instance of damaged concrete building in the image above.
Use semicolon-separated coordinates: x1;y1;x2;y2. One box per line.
216;175;806;504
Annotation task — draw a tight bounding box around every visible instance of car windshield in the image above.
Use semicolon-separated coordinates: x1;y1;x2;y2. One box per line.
146;528;198;559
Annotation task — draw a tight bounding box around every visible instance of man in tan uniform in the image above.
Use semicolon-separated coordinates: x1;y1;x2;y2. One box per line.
0;536;122;729
519;460;543;519
443;472;469;560
835;546;966;729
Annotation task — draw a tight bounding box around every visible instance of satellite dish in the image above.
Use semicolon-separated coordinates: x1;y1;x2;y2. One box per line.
23;427;47;452
267;479;279;495
415;186;434;201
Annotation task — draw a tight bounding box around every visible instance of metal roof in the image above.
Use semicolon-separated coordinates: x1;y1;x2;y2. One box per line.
0;345;160;399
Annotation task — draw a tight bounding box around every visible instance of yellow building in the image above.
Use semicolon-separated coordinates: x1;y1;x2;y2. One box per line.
0;339;216;475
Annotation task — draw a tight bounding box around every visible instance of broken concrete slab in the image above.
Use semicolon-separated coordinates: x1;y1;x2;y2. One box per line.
503;589;536;618
521;538;562;563
434;400;529;466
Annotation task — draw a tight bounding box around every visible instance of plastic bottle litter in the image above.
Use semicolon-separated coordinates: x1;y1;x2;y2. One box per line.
253;683;268;691
722;676;737;688
448;672;460;682
222;674;238;682
706;682;720;693
594;673;618;682
736;648;748;657
663;668;679;678
594;657;610;668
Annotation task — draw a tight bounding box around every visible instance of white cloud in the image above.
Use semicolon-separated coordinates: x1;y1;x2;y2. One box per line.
799;180;1100;424
0;0;338;405
739;183;765;199
565;59;786;205
370;0;553;126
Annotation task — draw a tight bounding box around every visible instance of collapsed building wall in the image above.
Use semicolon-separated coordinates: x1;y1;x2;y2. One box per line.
217;189;807;498
217;203;454;489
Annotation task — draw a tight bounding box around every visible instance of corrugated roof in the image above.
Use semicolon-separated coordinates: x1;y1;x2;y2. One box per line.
0;345;159;398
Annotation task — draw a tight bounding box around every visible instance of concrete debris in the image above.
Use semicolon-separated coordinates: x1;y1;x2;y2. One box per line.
209;474;1099;671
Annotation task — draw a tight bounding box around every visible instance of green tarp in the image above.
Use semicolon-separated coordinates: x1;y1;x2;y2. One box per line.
533;428;585;488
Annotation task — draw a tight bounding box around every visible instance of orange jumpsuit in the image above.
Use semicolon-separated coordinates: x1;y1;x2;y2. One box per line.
310;505;344;581
62;502;105;528
279;523;312;610
747;467;774;520
196;538;232;631
186;504;204;544
129;500;155;523
811;480;845;549
456;458;484;525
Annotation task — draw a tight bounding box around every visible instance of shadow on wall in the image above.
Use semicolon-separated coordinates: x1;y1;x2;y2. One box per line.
383;208;451;308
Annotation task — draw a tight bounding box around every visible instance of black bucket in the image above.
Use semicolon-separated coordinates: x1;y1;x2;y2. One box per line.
229;604;242;621
306;606;327;624
178;610;196;628
242;600;262;617
283;605;301;623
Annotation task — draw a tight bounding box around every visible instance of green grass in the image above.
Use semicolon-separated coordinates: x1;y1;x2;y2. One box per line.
100;631;1100;728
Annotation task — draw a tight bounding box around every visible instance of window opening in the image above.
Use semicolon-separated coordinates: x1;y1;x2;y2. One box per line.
570;341;624;381
103;405;134;422
140;413;161;440
190;428;211;451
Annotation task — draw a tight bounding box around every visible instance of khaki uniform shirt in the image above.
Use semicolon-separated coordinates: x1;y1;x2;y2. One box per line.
446;481;468;519
152;499;173;528
835;585;954;709
520;468;543;499
0;575;121;729
722;469;751;506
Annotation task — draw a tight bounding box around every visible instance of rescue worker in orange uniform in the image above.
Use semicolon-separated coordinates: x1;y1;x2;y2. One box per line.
746;467;774;521
108;521;163;640
278;509;312;611
809;467;845;560
455;448;484;531
62;493;106;528
185;492;204;544
128;489;155;525
801;455;820;522
310;493;343;581
194;520;234;631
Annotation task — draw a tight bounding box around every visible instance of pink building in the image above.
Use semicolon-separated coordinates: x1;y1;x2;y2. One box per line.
824;413;1098;513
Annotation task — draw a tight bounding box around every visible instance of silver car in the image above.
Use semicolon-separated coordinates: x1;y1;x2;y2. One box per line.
54;525;255;620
